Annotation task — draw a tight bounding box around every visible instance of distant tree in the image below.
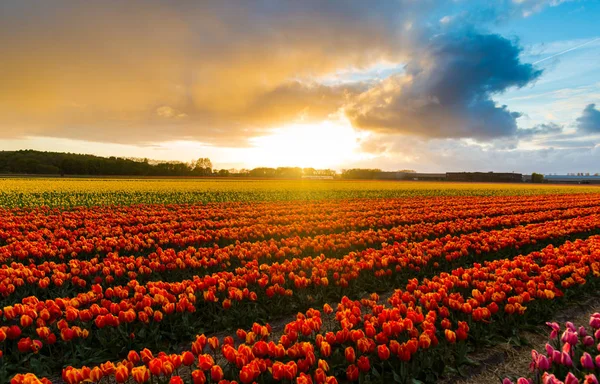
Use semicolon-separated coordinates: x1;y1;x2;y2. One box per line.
303;167;316;176
531;173;544;183
341;168;382;179
276;167;303;178
193;157;213;176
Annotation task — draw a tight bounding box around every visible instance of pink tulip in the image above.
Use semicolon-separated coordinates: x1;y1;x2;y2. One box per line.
566;322;576;332
580;326;588;338
562;342;572;356
561;351;573;367
530;350;540;370
542;373;561;384
517;378;532;384
584;335;595;347
595;329;600;340
595;354;600;368
552;350;562;364
538;355;551;370
590;314;600;329
561;330;578;346
547;322;560;340
565;372;579;384
503;379;514;384
546;343;555;356
585;374;600;384
582;352;595;370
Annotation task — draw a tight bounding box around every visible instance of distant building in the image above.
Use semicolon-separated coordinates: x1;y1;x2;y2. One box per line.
404;172;446;181
446;172;523;183
375;172;446;180
376;171;401;180
542;175;600;184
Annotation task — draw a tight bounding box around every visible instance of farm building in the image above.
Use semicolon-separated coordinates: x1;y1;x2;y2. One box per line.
542;175;600;184
446;172;523;183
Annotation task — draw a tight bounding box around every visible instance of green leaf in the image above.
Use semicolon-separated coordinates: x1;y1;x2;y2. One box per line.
371;367;381;379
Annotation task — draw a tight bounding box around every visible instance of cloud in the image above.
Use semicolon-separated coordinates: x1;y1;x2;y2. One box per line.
517;122;563;139
156;106;187;119
0;0;427;145
0;0;565;146
346;31;543;139
576;104;600;133
353;132;600;174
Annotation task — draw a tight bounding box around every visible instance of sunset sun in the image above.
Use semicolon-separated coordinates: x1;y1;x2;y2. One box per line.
247;121;364;169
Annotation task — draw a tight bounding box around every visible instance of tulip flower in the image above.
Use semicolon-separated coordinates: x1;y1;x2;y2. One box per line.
114;365;129;383
131;366;150;384
345;347;356;363
210;365;224;381
582;352;595;370
191;370;206;384
346;365;359;382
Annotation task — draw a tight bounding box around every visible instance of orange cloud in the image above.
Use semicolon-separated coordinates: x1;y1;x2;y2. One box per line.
0;1;420;145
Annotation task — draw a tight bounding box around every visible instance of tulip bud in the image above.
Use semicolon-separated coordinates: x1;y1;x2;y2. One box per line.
537;355;551;370
357;356;370;372
115;365;129;383
377;344;390;361
582;352;595;370
561;351;573;367
345;347;356;363
346;365;359;382
210;365;223;381
584;336;595;347
191;370;206;384
565;372;579;384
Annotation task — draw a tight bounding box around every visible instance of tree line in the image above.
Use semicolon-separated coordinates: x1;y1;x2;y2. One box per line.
0;150;338;178
0;150;213;177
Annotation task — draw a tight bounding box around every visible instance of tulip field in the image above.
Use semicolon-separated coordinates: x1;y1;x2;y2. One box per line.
3;179;600;384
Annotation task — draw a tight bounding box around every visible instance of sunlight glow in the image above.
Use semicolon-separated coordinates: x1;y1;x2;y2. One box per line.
247;121;364;169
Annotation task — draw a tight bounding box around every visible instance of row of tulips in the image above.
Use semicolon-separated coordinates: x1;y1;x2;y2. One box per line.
3;194;597;264
3;194;581;245
504;313;600;384
1;195;510;237
10;233;600;383
4;202;600;304
3;213;600;374
1;195;518;259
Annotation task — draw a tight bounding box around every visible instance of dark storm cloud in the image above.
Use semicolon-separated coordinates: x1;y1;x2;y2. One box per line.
576;104;600;133
346;31;543;139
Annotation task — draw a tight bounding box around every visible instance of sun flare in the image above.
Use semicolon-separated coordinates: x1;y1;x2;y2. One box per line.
247;121;365;169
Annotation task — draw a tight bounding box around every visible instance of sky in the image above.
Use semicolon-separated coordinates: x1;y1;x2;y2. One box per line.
1;0;599;173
